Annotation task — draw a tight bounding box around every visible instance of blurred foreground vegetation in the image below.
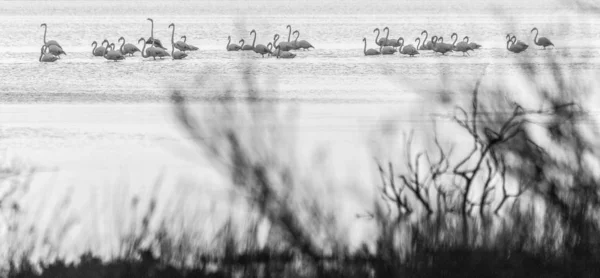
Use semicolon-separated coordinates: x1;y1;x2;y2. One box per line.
4;55;600;277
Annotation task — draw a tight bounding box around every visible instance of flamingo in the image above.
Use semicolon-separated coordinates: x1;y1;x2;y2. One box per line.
384;28;401;48
154;41;171;59
277;25;295;51
432;36;453;55
169;24;188;60
91;40;108;57
362;37;380;56
462;36;481;50
374;27;389;47
531;27;554;49
226;36;241;51
239;39;250;51
506;34;527;49
241;31;255;51
507;36;528;53
275;45;296;59
39;45;58;63
292;30;314;51
40;24;66;57
104;43;125;62
40;23;63;49
453;33;473;56
145;18;167;49
250;30;270;57
420;30;433;50
168;24;189;52
118;37;140;56
272;34;282;57
138;37;158;60
267;42;274;57
398;37;420;57
180;36;199;51
380;30;397;55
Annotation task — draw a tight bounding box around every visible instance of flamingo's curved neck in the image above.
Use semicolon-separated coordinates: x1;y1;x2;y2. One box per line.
227;37;231;49
452;34;458;46
140;40;149;58
119;39;125;53
384;28;390;43
533;29;539;45
150;20;154;39
240;39;245;47
251;31;256;47
103;43;109;57
170;25;176;44
170;26;176;56
42;25;47;44
363;39;367;55
294;32;299;43
416;38;421;50
92;42;97;55
287;26;291;42
422;31;428;47
374;29;380;46
384;29;390;44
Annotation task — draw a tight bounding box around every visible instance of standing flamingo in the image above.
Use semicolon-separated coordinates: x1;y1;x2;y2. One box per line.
118;37;140;56
180;36;199;51
507;36;528;53
227;36;241;51
463;36;481;50
40;24;66;57
277;25;295;51
398;37;420;57
362;37;380;56
138;37;158;60
40;23;63;49
374;27;389;46
91;40;108;57
506;34;527;49
531;27;554;49
39;45;58;63
168;24;189;52
420;30;433;50
431;36;453;55
145;18;166;49
239;39;250;50
104;43;125;62
250;30;270;57
380;30;397;55
169;24;188;59
453;34;473;56
292;30;314;51
241;31;255;51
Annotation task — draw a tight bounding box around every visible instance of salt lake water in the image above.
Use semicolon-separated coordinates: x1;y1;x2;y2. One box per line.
0;0;599;257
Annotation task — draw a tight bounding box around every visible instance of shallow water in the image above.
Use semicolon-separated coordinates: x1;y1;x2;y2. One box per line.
1;0;600;257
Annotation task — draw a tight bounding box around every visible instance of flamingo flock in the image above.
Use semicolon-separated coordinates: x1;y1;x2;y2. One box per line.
363;28;482;57
38;21;554;63
226;25;314;59
363;27;553;57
